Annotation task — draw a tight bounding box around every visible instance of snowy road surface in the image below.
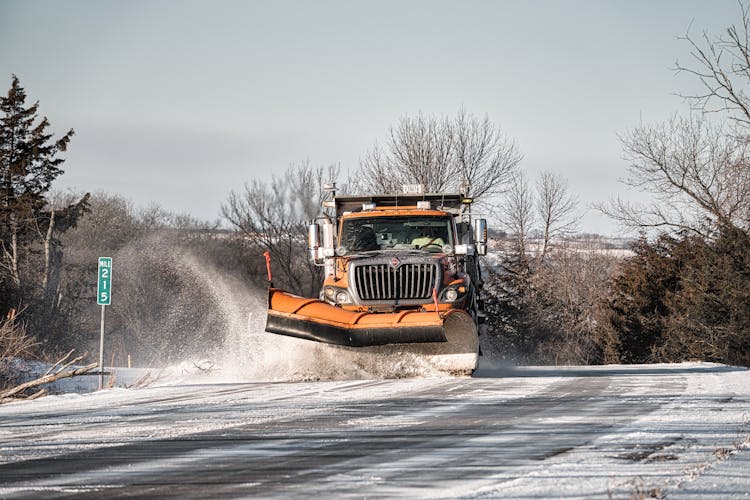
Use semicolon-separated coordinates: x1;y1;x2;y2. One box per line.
1;362;749;498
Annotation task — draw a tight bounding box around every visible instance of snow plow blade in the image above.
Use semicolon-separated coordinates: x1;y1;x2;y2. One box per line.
265;288;447;347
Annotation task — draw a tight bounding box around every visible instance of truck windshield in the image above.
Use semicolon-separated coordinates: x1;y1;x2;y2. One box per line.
341;216;453;253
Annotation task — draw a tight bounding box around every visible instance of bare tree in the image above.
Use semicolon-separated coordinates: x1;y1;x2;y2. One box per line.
359;114;453;194
497;170;580;264
601;115;750;237
453;109;523;199
675;2;750;128
222;161;339;296
535;170;580;262
596;2;750;239
34;193;90;319
359;110;522;201
498;171;535;265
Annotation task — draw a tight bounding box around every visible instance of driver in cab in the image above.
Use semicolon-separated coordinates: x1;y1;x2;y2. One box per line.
412;227;445;249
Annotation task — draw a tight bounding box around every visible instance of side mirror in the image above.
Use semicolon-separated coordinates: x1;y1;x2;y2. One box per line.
321;221;335;257
321;221;336;277
308;223;321;263
310;221;336;276
473;219;488;256
474;219;487;243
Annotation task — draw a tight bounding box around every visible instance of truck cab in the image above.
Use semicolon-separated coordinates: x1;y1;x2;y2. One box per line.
308;191;487;320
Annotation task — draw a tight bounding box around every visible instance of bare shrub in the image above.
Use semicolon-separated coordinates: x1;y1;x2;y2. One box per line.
483;243;619;365
0;312;37;389
525;247;619;365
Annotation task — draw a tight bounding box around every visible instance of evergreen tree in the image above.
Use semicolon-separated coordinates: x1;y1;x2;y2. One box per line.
0;75;74;298
606;230;750;366
659;226;750;365
607;236;683;363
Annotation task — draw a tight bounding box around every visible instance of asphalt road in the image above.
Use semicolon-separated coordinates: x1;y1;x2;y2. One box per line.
1;363;748;498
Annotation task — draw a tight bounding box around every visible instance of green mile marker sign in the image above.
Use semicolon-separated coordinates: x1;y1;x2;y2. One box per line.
97;257;112;305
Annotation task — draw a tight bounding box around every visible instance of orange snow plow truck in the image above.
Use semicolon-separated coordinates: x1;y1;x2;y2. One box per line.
265;185;488;375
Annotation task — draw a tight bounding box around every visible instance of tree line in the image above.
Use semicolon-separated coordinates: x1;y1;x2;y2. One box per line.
2;3;750;381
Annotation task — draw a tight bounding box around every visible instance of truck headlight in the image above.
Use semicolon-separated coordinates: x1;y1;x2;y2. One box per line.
335;290;351;304
323;286;352;304
440;285;467;303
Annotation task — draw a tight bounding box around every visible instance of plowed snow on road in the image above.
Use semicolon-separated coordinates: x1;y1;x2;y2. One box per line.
1;362;749;498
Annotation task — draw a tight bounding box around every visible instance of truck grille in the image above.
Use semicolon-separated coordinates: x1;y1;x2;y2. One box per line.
353;263;438;301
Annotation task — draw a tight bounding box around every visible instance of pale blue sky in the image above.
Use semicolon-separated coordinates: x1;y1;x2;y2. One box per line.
0;1;742;234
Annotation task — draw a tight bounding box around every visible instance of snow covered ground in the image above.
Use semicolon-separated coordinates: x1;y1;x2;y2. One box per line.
0;362;748;498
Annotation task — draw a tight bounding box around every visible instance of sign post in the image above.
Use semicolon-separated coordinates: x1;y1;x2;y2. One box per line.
97;257;112;390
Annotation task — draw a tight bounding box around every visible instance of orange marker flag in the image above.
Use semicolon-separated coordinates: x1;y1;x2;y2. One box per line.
263;251;272;282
